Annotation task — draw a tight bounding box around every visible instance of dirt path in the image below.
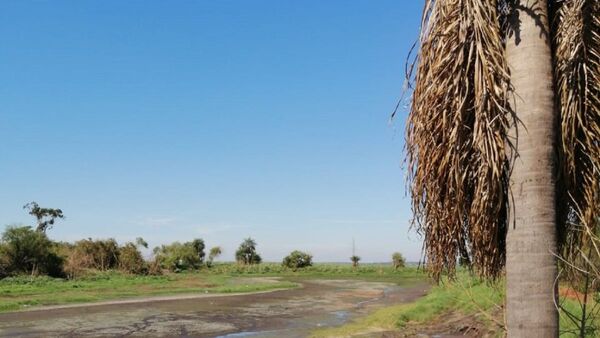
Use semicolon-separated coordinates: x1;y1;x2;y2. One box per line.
0;279;428;337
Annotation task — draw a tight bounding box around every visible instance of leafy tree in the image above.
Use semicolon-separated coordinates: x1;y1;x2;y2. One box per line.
153;241;202;271
23;202;64;233
135;237;148;249
207;246;222;268
391;252;405;270
0;226;62;276
404;1;599;334
191;238;205;264
350;255;360;268
282;250;313;270
235;238;262;265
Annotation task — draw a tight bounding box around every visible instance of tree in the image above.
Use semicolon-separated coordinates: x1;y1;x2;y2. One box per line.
282;250;313;270
135;237;148;249
0;226;62;276
207;246;222;268
191;238;205;264
23;202;64;233
404;1;598;336
153;241;202;271
235;238;262;265
350;255;360;268
391;252;405;270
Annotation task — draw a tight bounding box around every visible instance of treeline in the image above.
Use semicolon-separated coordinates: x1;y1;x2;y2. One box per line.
0;202;407;280
0;224;228;279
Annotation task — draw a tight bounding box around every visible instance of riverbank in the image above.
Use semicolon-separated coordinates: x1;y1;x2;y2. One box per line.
0;263;424;313
0;278;429;337
311;272;599;337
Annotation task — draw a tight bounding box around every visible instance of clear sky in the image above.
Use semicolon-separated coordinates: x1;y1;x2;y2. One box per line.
0;1;425;262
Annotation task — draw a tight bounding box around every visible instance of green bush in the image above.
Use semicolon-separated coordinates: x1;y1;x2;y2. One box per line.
153;241;202;272
0;226;63;277
282;250;313;270
392;252;406;269
118;243;147;274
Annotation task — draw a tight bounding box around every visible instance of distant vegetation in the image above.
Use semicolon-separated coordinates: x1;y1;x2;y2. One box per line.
206;246;222;268
282;250;313;270
350;255;361;267
153;240;206;272
392;252;405;270
235;238;262;265
0;202;409;282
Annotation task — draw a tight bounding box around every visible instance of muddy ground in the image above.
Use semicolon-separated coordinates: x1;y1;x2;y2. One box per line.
0;278;428;338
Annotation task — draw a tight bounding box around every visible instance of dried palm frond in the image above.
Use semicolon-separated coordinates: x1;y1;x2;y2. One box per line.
406;0;513;280
553;0;600;253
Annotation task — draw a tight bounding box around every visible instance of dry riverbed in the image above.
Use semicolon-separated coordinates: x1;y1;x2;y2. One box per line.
0;278;428;337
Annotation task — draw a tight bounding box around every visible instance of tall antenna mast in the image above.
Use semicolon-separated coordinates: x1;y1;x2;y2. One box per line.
352;237;355;256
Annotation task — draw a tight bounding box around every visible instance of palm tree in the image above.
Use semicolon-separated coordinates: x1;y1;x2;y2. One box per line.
404;1;598;336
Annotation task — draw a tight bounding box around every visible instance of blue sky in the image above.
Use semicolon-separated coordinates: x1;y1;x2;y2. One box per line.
0;1;424;262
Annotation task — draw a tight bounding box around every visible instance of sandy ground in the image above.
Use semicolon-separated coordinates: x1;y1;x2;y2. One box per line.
0;278;428;338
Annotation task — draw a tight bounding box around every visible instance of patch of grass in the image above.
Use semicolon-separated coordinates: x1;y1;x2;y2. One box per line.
0;271;296;313
311;272;504;337
559;293;600;337
312;271;600;338
206;263;425;285
0;263;426;314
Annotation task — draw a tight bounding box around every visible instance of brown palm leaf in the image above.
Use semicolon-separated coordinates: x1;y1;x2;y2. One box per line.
406;0;514;280
553;0;600;253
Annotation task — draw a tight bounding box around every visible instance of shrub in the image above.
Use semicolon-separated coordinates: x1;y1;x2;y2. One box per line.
67;238;120;272
282;250;313;270
392;252;406;269
0;226;63;277
147;258;163;275
153;241;202;272
118;243;147;274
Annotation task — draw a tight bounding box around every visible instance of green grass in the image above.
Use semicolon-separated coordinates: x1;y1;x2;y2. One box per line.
312;272;504;337
0;270;296;313
206;262;425;283
559;293;600;337
312;271;600;338
0;263;425;313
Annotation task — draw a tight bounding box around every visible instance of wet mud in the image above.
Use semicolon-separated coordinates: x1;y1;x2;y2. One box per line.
0;279;429;337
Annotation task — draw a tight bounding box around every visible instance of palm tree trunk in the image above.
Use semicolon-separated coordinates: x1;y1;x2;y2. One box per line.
505;0;559;336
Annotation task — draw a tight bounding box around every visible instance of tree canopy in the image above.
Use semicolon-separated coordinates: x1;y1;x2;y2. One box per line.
23;202;64;233
235;238;262;265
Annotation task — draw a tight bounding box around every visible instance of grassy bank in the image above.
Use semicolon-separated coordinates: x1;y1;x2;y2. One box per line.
0;263;424;313
206;262;425;282
312;272;600;337
312;272;504;337
0;271;296;313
